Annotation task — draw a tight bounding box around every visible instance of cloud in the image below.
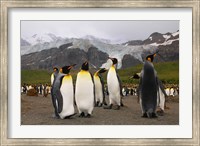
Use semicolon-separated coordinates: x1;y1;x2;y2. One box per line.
21;20;179;43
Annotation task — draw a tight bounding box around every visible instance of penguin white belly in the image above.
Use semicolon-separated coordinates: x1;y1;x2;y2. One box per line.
157;87;165;111
51;73;54;85
170;89;174;96
59;75;75;119
75;71;94;114
107;67;120;105
165;88;170;96
94;76;103;103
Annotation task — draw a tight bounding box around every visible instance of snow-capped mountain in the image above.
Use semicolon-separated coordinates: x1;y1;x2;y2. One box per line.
21;31;179;70
23;33;64;45
124;30;179;46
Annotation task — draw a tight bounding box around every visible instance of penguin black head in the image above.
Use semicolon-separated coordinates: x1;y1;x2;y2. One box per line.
146;53;156;62
60;64;76;74
53;67;59;73
131;73;140;79
109;57;118;65
81;61;89;71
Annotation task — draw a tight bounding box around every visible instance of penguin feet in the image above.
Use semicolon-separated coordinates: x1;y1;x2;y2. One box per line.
152;113;158;118
64;113;77;119
141;113;148;118
103;104;113;109
52;113;60;119
79;112;85;118
157;109;164;116
85;114;91;118
99;103;103;107
113;105;120;110
103;101;107;106
147;112;158;118
164;105;170;110
95;101;100;107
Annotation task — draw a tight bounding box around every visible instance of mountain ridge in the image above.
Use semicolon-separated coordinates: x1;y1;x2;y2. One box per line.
21;30;179;70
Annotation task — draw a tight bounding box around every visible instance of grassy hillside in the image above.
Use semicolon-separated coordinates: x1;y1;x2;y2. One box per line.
21;70;52;85
118;61;179;85
21;61;179;85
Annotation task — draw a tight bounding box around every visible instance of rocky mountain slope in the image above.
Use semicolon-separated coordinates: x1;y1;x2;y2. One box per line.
21;31;179;70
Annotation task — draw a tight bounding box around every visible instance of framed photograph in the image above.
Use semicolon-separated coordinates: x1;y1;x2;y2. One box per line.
1;0;199;145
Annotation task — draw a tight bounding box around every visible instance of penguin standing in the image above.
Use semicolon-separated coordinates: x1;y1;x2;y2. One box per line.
75;61;94;118
138;53;158;118
132;66;167;116
104;57;123;110
156;79;167;115
93;68;107;107
51;64;76;119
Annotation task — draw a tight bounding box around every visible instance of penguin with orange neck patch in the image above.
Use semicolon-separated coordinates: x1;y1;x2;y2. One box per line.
75;61;94;118
138;53;159;118
93;68;107;107
51;64;76;119
104;57;123;110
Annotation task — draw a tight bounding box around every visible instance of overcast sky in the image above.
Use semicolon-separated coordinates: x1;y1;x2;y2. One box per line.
21;21;179;43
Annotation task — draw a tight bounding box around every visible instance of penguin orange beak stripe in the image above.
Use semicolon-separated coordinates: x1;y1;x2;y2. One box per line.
60;68;63;73
68;66;73;70
84;61;88;65
147;58;151;62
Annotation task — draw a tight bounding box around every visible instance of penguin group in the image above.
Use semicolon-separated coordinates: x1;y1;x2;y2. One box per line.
50;56;125;119
51;52;169;119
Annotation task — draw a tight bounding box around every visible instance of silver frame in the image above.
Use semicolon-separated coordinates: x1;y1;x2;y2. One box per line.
1;0;199;145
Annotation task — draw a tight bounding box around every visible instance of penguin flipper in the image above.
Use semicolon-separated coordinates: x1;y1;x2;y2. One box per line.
53;90;63;113
90;72;96;106
117;73;123;97
158;78;167;97
99;75;107;105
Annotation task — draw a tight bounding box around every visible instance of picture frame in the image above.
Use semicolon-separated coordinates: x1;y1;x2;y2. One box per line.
0;0;199;145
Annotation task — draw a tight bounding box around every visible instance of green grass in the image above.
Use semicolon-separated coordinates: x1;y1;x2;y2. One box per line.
21;70;52;85
21;61;179;86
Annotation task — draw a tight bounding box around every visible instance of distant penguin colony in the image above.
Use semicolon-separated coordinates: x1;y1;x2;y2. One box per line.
50;52;171;120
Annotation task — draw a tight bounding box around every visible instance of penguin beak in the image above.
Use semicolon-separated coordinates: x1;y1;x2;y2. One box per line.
60;68;63;73
156;52;166;61
84;61;88;65
98;68;107;73
108;57;113;61
68;64;76;70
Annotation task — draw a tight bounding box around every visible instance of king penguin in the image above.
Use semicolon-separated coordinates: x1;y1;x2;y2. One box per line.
132;72;167;116
104;57;123;110
138;53;159;118
51;64;76;119
75;61;94;118
93;68;107;107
